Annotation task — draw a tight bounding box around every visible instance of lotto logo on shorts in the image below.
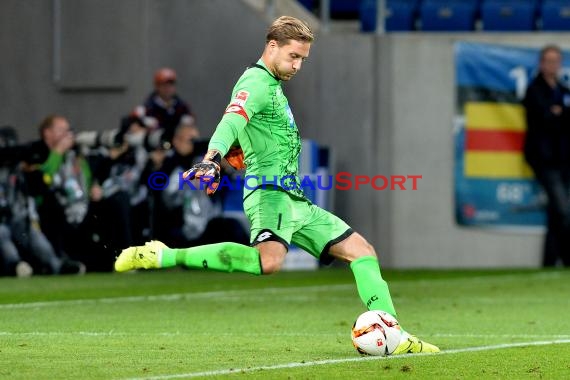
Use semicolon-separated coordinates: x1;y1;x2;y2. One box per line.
256;231;273;242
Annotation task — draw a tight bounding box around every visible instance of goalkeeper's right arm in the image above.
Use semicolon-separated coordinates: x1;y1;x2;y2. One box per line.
183;112;247;195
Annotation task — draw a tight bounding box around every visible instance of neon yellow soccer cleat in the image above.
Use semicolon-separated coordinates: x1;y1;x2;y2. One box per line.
114;241;168;272
392;331;440;355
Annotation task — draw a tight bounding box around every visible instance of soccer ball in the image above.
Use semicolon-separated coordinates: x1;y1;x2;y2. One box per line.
351;310;401;356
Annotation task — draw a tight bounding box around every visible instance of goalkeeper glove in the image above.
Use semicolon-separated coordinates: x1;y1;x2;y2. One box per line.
183;149;222;195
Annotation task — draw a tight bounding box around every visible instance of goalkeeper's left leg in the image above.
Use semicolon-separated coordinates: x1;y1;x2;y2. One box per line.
328;232;440;354
114;241;262;275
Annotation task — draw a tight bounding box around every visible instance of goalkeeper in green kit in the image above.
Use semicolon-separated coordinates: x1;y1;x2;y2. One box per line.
115;16;439;355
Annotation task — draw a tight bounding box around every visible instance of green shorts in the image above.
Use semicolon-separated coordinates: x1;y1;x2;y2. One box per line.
243;187;353;264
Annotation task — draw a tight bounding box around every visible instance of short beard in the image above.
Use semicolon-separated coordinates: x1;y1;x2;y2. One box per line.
274;69;293;81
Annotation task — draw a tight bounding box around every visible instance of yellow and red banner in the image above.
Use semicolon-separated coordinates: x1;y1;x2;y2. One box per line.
454;42;563;228
464;102;533;179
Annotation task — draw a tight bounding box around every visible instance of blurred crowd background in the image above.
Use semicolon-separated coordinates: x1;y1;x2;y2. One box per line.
1;67;249;276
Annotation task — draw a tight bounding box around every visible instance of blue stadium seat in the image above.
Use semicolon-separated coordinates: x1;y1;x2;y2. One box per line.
541;1;570;31
386;0;418;31
360;0;419;32
481;0;537;31
330;0;361;19
420;1;478;31
297;0;315;12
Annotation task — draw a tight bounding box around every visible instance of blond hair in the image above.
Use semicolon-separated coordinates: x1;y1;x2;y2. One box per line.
266;16;314;46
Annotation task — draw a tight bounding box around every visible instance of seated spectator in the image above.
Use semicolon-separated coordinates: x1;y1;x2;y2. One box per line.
136;67;196;144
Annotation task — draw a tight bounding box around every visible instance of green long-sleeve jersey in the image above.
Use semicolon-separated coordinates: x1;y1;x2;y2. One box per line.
209;59;305;199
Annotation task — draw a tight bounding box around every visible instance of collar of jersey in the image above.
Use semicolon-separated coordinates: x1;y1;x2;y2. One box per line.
253;59;280;82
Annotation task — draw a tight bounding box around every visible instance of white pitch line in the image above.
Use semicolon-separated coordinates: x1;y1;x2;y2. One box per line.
0;331;346;337
122;339;570;380
3;331;570;340
3;270;567;310
391;271;569;285
433;333;570;339
0;284;353;310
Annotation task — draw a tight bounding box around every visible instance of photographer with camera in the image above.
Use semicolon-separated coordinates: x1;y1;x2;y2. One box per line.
72;107;193;248
0;126;33;277
0;126;79;276
88;114;152;246
23;115;131;272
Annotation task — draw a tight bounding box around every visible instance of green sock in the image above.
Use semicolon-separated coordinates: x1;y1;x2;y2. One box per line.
160;242;262;275
350;256;397;317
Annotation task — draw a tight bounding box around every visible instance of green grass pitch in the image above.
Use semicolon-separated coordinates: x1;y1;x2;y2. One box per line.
1;267;570;379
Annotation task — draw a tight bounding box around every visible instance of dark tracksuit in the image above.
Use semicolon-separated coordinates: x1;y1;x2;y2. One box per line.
523;73;570;266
